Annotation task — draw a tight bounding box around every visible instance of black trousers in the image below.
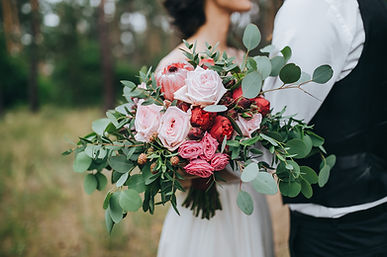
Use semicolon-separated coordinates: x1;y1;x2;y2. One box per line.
289;202;387;257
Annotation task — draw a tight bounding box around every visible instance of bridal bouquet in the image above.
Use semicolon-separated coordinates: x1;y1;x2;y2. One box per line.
64;24;335;233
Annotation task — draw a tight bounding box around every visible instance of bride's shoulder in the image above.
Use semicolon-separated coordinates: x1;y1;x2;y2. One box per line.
156;43;188;72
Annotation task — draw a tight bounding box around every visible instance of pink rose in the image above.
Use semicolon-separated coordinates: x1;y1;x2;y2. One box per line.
178;141;203;160
156;62;194;100
200;132;219;161
158;106;191;151
211;153;229;171
184;159;214;178
134;100;163;142
174;66;227;106
235;113;262;138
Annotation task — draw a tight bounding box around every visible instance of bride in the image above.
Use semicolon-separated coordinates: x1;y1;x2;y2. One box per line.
156;0;274;257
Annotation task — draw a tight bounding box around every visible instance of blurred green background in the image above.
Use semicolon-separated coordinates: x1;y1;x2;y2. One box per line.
0;0;289;256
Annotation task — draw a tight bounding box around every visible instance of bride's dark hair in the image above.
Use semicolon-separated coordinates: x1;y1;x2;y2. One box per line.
163;0;206;38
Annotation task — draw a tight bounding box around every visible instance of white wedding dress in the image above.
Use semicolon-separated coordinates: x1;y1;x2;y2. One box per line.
156;48;274;257
157;182;274;257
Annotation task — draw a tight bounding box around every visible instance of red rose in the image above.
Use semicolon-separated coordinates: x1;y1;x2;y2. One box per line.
252;96;270;116
210;116;234;142
199;58;215;69
188;127;205;140
177;101;191;112
191;106;216;130
232;87;251;108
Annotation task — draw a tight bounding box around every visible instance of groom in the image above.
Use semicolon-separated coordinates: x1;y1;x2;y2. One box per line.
263;0;387;256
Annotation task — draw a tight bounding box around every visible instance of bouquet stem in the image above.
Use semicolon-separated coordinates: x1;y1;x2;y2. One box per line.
182;178;222;219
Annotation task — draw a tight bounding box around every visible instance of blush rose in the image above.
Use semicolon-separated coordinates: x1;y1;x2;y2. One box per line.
236;113;262;138
174;66;227;106
158;106;191;151
184;159;214;178
134;100;163;142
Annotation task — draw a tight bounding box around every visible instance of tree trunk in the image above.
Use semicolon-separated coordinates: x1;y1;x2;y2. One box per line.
1;0;21;54
28;0;39;112
98;0;115;111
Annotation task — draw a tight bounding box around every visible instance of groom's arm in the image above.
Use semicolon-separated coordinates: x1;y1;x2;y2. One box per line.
263;0;364;123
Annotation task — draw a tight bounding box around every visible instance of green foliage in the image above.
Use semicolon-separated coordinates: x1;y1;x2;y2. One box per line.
242;24;261;51
237;191;254;215
241;163;259;182
313;65;334;83
242;71;263;99
251;172;278;195
279;63;301;84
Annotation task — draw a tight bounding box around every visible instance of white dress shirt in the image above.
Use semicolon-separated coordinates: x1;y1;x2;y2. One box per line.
262;0;387;218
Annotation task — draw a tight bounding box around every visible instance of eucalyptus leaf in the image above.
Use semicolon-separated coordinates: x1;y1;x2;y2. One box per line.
242;71;262;99
96;172;108;191
242;24;261;51
318;164;331;187
126;174;146;193
281;46;292;62
108;155;135;173
84;174;98;195
260;44;276;54
241;163;259;182
296;72;311;84
119;189;142;212
270;56;285;76
251;172;278;195
286;138;309;159
116;172;129;187
300;179;313;198
260;133;278;146
73;152;92;173
326;155;336;168
108;192;123;223
92;118;111;136
237;191;254;215
103;192;112;210
279;63;301;84
105;210;114;234
312;65;334;84
300;166;318;184
279;181;301;197
203;105;228;113
253;56;272;79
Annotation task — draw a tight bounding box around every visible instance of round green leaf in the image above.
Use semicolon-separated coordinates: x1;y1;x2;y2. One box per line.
105;210;114;234
253;56;272;79
318;165;331;187
241;163;259;182
279;181;301;197
119;189;142;212
251;172;278;195
300;179;313;199
108;192;123;223
84;174;98;195
96;172;108;191
237;190;254;215
300;166;318;184
270;56;285;76
307;131;325;147
281;46;292;62
312;65;334;84
287;160;301;178
108;155;135;173
296;71;311;84
73;151;92;173
126;174;146;193
103;192;112;210
260;44;276;54
279;63;301;84
92;118;111;136
116;172;129;187
243;24;261;51
242;71;262;99
203;105;228;113
286;138;309;159
326;154;336;168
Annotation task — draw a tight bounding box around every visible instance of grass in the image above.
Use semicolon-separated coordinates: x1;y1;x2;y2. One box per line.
0;106;289;257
